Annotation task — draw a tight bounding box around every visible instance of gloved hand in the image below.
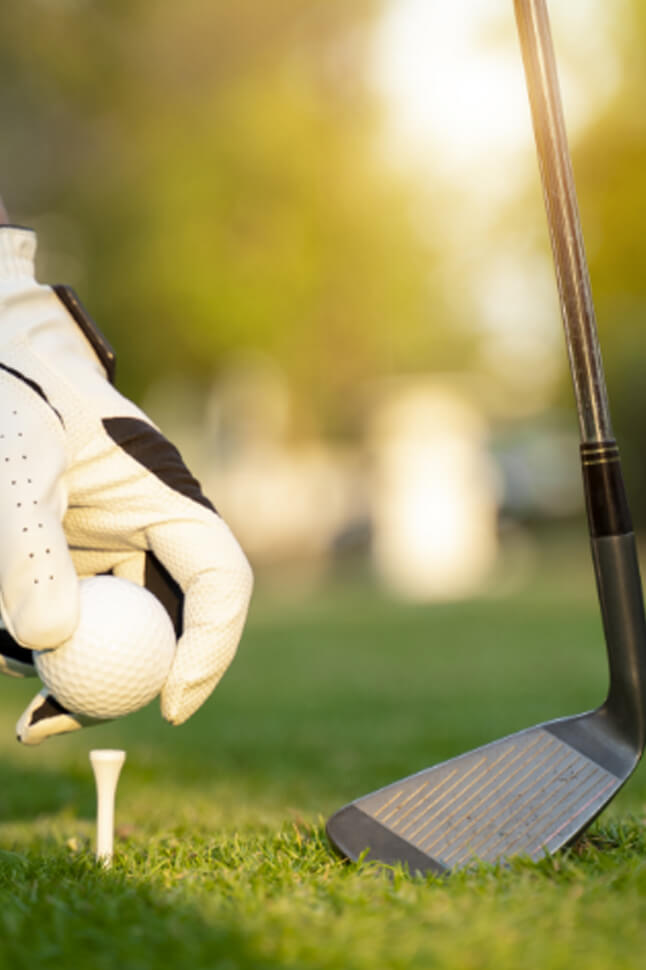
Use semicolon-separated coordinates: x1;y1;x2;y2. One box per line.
0;225;253;743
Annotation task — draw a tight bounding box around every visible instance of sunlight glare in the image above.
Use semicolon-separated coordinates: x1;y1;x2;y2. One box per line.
372;0;620;187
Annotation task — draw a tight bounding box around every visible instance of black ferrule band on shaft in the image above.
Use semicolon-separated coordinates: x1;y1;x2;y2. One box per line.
581;441;633;537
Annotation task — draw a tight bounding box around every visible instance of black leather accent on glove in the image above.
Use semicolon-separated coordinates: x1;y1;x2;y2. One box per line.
0;363;63;425
53;285;117;384
0;627;34;667
103;417;217;513
28;693;69;724
145;551;184;637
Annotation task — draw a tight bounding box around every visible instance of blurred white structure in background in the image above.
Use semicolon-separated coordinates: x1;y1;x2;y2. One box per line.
369;380;499;600
205;440;358;571
199;357;363;572
144;365;501;599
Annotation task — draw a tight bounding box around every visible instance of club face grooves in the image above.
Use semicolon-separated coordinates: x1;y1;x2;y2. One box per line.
327;718;630;873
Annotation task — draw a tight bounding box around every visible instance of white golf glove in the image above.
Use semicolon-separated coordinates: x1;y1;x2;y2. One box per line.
0;226;253;743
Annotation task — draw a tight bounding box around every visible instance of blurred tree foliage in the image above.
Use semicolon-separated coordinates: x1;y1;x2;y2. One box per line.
0;0;472;436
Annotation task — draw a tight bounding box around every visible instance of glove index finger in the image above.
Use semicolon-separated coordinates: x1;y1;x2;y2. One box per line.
0;368;79;648
146;514;253;725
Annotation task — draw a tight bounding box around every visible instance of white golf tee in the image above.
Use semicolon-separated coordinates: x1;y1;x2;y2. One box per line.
90;749;126;866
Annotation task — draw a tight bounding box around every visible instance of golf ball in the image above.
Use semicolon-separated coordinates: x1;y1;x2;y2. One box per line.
34;575;176;720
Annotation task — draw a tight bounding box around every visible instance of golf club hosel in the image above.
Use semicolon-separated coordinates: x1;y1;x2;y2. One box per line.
580;443;646;746
592;533;646;750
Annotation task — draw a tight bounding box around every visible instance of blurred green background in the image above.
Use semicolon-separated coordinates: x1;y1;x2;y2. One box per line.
2;0;646;580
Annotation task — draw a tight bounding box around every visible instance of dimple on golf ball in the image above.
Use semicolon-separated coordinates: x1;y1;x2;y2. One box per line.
34;575;176;720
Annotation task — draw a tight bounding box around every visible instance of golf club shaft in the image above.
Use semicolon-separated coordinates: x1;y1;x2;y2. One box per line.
516;0;646;742
515;0;631;537
514;0;611;444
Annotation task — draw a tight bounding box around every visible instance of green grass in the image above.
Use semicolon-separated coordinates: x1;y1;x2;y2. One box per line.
1;544;646;969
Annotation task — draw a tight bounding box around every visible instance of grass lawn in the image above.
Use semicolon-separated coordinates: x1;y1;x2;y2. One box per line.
1;538;646;969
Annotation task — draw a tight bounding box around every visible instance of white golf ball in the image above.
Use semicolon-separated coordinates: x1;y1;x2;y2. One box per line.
34;575;176;720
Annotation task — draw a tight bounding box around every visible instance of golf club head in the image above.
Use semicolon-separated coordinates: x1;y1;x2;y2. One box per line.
326;709;638;875
327;533;646;874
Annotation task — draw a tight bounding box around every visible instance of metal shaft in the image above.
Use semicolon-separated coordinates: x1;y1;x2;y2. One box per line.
514;0;612;443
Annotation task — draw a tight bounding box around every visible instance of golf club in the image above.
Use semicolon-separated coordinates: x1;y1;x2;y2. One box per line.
325;0;646;875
